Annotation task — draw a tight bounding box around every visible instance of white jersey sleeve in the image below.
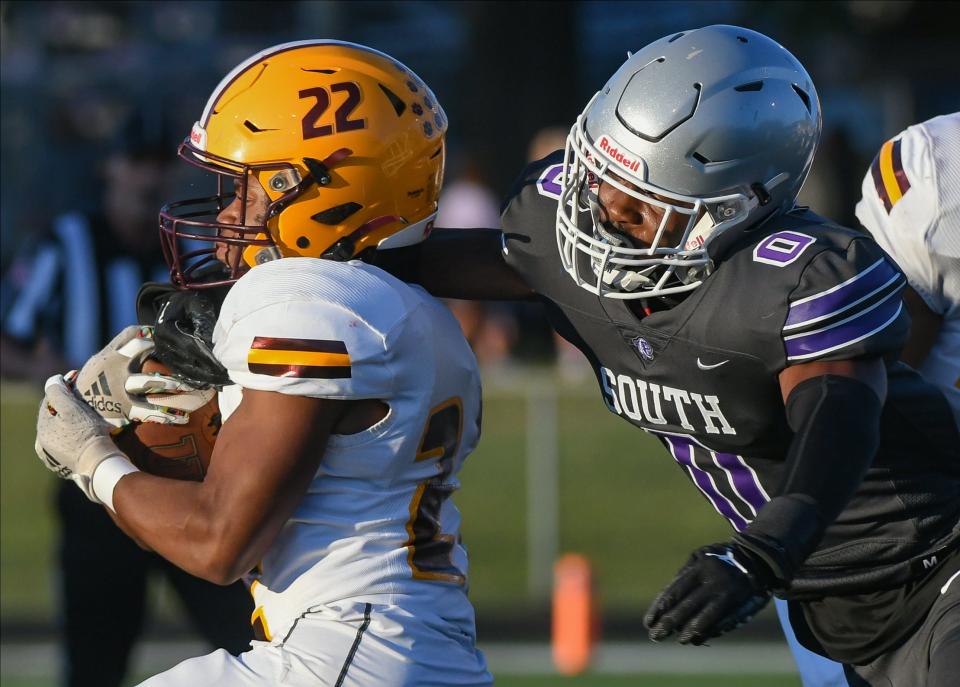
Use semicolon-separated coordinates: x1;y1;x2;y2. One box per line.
213;257;410;401
855;112;960;317
855;112;960;423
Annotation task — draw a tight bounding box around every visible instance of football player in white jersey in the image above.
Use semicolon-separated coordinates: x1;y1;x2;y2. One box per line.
856;112;960;427
34;41;492;686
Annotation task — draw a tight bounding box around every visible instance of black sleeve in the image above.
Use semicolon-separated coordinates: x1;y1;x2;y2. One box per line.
367;230;534;301
368;151;566;301
733;374;883;584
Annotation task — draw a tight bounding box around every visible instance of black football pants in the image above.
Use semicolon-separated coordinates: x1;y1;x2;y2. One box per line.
843;574;960;687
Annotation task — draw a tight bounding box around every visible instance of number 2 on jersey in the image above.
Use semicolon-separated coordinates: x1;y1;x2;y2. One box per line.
299;82;365;140
405;397;465;584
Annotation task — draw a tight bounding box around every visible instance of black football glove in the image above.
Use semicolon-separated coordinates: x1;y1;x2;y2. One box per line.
135;282;231;388
644;542;774;646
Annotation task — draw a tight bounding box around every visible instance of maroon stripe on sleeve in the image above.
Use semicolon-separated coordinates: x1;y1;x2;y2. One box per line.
869;153;893;213
891;138;911;196
248;363;352;379
251;337;348;354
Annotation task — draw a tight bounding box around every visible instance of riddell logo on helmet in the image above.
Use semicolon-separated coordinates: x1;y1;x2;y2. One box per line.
598;135;641;173
190;123;208;151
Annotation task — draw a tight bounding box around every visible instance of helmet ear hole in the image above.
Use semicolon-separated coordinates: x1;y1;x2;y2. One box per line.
296;236;310;249
792;85;813;113
750;183;772;206
378;84;407;117
311;202;363;225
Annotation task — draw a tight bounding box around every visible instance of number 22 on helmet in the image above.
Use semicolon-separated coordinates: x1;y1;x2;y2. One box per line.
160;39;447;287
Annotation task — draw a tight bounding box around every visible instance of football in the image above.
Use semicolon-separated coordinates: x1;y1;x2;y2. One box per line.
112;359;221;481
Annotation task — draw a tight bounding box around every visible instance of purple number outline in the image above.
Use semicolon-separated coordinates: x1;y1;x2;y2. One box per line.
753;231;816;267
536;164;564;200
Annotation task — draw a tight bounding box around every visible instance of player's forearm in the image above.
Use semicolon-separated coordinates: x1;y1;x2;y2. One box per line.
111;472;253;584
738;372;884;583
110;391;336;583
371;228;535;300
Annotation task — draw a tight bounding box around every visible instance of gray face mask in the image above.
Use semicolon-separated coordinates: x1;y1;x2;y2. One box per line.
555;24;821;301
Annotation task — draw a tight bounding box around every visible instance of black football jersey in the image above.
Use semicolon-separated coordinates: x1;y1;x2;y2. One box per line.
502;152;960;600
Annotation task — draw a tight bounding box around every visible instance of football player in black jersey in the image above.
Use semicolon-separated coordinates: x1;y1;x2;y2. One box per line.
146;25;958;687
366;25;959;687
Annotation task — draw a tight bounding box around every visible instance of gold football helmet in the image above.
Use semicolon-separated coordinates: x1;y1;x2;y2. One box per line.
160;40;447;287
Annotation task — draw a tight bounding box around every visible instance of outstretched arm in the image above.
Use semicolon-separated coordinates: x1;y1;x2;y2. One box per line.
371;228;535;301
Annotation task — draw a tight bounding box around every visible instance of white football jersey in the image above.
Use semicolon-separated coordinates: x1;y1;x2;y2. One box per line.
212;257;482;643
856;112;960;424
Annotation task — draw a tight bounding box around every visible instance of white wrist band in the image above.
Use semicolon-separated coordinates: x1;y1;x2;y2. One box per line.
91;455;140;512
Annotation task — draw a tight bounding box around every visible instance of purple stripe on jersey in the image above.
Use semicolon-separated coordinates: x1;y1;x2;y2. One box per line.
785;258;900;328
664;435;749;532
712;451;769;515
785;293;902;360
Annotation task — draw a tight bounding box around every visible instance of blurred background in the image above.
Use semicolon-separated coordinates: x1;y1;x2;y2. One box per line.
1;1;958;685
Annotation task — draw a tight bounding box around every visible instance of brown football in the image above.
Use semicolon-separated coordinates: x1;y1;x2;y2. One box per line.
112;359;220;481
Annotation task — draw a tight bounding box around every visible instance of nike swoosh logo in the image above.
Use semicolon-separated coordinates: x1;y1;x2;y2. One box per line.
697;358;729;370
705;550;749;574
942;570;959;594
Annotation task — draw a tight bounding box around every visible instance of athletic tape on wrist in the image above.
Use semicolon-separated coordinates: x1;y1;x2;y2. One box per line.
91;455;140;512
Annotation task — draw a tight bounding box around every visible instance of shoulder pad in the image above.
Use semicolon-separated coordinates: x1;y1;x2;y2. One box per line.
214;259;412;399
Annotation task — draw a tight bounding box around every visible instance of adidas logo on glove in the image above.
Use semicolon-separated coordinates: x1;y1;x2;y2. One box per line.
82;372;123;415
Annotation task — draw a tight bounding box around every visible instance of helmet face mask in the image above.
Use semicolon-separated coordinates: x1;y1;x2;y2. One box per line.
556;25;821;300
559;123;733;299
160;145;301;286
160;40;447;289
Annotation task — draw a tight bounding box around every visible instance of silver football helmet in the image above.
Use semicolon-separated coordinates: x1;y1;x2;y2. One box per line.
556;25;822;299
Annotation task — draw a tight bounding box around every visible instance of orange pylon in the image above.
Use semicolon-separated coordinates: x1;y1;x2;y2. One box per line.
552;553;598;675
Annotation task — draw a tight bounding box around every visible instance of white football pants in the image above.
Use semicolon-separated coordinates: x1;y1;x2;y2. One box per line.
136;600;492;687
